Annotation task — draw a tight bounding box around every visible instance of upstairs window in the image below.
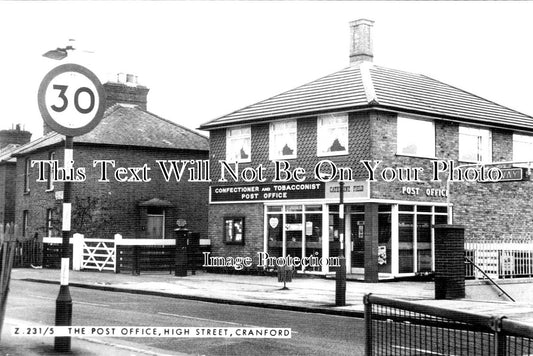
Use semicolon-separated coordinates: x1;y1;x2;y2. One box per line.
459;126;492;163
317;113;348;156
226;126;251;162
47;151;56;191
513;133;533;167
24;158;30;193
397;116;435;158
270;119;297;159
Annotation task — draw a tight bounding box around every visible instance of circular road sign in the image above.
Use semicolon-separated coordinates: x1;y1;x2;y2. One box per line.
38;63;106;136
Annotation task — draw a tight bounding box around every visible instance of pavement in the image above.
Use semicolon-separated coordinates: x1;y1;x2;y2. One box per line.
3;268;533;355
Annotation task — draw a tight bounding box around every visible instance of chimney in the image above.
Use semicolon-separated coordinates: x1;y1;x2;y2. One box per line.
0;124;32;149
103;73;149;110
349;19;374;66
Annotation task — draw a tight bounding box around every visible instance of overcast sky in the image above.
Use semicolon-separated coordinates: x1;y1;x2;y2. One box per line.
1;1;532;138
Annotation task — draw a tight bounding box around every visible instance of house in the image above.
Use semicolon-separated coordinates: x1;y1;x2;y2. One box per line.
13;74;209;244
0;125;32;226
199;19;533;281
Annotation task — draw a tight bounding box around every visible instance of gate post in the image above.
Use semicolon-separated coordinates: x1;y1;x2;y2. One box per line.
72;233;83;271
434;225;465;299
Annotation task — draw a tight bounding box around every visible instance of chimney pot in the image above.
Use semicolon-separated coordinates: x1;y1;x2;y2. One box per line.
350;19;374;66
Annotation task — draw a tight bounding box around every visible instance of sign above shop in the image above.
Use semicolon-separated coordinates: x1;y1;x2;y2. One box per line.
324;181;369;200
210;182;325;202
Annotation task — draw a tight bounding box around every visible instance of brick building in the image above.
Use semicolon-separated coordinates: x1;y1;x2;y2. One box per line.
199;19;533;281
0;125;32;225
13;75;209;242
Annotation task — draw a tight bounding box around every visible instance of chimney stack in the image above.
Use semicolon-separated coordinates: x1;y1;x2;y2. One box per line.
0;124;32;149
103;73;149;110
350;19;374;66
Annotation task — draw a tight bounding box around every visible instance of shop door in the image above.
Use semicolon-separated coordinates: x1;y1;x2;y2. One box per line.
350;211;365;268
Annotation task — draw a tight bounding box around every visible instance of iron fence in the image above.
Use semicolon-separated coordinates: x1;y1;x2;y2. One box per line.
465;238;533;280
365;294;533;355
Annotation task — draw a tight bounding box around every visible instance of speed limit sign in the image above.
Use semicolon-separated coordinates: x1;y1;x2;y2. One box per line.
38;63;106;136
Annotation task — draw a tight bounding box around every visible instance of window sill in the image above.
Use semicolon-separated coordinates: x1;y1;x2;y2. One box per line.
224;241;245;246
316;151;349;158
270;156;297;161
395;153;437;160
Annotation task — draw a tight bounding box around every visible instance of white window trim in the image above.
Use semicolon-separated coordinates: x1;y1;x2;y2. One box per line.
317;113;349;157
269;119;297;160
46;151;56;192
458;125;492;163
512;133;533;168
396;115;436;159
226;126;251;163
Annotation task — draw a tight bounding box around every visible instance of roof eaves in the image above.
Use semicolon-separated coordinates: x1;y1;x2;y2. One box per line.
12;132;62;157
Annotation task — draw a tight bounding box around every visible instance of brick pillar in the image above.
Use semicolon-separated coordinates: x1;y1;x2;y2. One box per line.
364;203;379;282
434;224;465;299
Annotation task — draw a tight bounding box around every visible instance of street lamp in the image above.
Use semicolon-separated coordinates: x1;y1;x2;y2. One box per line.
42;46;74;61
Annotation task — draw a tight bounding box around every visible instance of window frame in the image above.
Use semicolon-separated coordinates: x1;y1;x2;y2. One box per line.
146;207;166;239
317;113;349;157
46;151;56;191
458;125;492;163
512;133;533;167
269;119;297;160
396;115;436;159
24;158;31;193
223;216;245;245
226;126;251;163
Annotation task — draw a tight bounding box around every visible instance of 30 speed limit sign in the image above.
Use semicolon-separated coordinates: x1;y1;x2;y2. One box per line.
38;64;106;136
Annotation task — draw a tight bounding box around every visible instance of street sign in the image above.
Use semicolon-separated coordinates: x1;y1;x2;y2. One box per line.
38;63;106;136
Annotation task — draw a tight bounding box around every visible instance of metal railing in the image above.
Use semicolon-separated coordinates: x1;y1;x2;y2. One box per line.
364;294;533;355
465;238;533;280
465;257;515;302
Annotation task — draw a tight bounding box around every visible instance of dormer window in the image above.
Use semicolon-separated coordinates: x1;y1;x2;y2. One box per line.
317;113;348;156
226;126;251;163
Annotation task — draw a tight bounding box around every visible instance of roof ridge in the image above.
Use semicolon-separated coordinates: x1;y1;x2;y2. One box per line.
199;66;357;129
360;62;379;105
137;107;208;141
419;73;533;120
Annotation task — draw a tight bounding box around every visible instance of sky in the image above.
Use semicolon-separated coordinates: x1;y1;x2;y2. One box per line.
0;1;532;139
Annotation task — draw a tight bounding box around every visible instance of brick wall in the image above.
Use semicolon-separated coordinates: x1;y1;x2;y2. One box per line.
208;203;264;262
15;144;209;240
0;163;17;225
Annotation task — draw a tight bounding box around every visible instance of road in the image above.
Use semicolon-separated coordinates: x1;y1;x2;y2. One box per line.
5;280;365;355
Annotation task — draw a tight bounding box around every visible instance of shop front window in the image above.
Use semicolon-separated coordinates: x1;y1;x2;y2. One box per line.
378;205;392;273
266;204;323;272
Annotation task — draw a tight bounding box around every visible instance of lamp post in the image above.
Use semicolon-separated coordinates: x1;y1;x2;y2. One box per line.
335;181;346;306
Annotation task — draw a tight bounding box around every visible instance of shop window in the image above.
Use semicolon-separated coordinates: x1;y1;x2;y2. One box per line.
317;113;348;156
513;133;533;167
224;217;244;245
24;158;30;193
459;126;492;163
226;126;251;162
46;151;56;191
397;116;435;158
270;119;297;159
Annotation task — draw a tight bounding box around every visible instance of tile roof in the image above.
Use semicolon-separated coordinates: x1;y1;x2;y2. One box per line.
14;105;209;156
199;63;533;131
0;144;22;163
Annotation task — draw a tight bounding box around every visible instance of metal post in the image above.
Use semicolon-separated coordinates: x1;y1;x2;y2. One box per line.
55;136;73;352
363;294;373;356
336;181;346;306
